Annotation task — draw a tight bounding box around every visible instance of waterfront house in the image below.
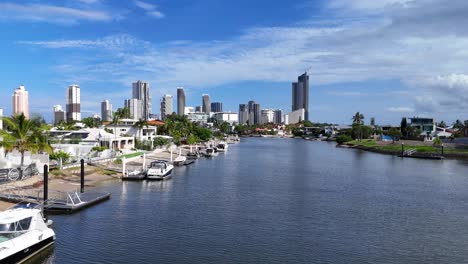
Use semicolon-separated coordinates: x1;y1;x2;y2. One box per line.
409;117;436;140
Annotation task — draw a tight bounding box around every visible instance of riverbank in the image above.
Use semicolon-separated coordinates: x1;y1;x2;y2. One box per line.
341;139;468;160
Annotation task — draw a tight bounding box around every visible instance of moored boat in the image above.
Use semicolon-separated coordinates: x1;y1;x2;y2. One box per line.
146;160;174;180
0;204;56;263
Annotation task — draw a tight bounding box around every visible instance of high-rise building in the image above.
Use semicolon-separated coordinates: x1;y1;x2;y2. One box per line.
253;103;261;125
202;94;211;113
184;106;195;115
261;109;274;124
53;105;66;125
101;100;113;122
238;104;248;125
292;72;309;121
66;84;81;122
177;87;186;116
160;95;173;120
211;102;223;113
132;81;151;120
274;109;283;124
12;85;29;118
195;106;202;113
247;100;256;125
125;98;141;120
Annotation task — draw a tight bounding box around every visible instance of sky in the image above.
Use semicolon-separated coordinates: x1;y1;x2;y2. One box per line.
1;0;468;125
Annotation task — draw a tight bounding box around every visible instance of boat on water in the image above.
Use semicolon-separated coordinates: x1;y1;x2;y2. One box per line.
204;147;218;157
216;142;228;152
173;156;187;166
0;204;55;263
146;160;174;180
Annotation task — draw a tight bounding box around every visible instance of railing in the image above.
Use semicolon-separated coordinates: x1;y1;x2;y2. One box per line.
0;163;39;184
403;149;417;156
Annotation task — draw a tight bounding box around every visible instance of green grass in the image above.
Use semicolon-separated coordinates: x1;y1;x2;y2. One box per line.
118;152;144;159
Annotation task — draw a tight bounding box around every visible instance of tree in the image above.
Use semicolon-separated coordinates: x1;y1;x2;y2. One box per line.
453;120;464;129
400;117;408;138
133;119;149;139
187;134;199;145
336;135;353;144
301;120;313;127
49;150;71;163
219;122;230;134
194;127;212;141
82;117;101;128
352;112;365;141
0;113;52;166
387;128;403;143
438;121;447;128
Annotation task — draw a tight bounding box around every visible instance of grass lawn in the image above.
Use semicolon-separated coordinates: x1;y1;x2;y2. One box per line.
119;152;144;159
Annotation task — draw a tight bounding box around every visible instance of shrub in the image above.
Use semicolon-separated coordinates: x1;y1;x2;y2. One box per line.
336;135;353;144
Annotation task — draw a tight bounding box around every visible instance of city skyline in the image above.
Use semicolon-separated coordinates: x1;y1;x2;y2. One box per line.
1;0;468;124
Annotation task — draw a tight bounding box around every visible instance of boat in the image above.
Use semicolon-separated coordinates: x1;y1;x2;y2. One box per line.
204;148;218;157
187;152;200;159
216;142;228;152
0;204;56;263
146;160;174;180
173;156;187;166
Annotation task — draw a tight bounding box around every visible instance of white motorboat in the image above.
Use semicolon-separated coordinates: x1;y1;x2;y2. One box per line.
147;160;174;180
205;148;218;157
216;142;228;152
0;204;55;263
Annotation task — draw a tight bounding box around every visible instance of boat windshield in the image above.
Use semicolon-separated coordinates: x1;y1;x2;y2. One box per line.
0;217;32;242
151;162;165;168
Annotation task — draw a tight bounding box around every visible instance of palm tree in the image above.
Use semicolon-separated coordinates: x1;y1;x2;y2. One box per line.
453;120;464;129
438;121;447;128
352;112;365;141
133;119;149;140
110;107;131;150
0;113;52;167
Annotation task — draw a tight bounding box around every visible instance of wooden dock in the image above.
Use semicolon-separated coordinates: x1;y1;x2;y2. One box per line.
45;191;111;214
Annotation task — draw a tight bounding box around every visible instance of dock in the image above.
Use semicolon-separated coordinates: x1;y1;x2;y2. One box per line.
45;191;111;214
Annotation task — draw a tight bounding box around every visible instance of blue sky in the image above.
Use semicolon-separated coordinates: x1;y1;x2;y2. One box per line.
1;0;468;124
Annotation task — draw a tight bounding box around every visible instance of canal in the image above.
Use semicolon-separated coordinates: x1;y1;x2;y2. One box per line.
39;138;468;263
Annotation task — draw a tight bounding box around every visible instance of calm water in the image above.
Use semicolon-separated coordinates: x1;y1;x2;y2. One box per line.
38;138;468;264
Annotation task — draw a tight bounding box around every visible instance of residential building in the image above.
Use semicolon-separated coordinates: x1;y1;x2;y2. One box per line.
261;109;274;124
274;109;283;124
409;117;436;135
187;112;210;124
184;106;195;115
213;112;238;125
464;120;468;137
53;105;66;125
202;94;211;113
292;72;309;121
177;87;186;116
195;106;202;113
149;113;159;120
160;95;173;120
101;100;113;122
284;108;305;125
66;84;81;122
211;102;223;112
125;98;141;120
132;80;151;120
12;85;29;118
238;104;248;125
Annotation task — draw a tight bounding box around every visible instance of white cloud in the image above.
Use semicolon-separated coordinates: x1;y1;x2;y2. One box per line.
387;107;414;113
0;3;113;24
134;0;164;19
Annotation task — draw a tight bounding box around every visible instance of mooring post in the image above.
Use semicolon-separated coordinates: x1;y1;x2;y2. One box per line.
441;144;444;156
80;159;85;193
43;164;49;204
401;143;404;156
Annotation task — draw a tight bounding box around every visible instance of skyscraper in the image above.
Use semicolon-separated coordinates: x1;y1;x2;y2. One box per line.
66;84;81;122
160;95;173;120
247;100;256;125
132;81;151;120
101;100;113;122
238;104;248;125
12;85;29;118
124;99;141;120
292;72;309;121
274;109;283;124
211;102;223;112
195;106;202;113
253;103;261;125
177;87;186;116
261;109;274;124
202;94;211;113
53;105;66;125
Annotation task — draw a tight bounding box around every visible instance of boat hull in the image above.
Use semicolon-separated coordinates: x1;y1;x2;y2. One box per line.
147;168;173;180
1;235;55;264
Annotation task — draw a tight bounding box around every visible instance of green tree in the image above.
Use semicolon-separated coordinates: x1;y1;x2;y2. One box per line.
219;122;230;134
187;134;199;145
387;128;403;143
453;120;464;129
49;150;71;163
352;112;365;141
336;135;353;144
438;121;447;128
82;117;101;128
194;127;213;141
400;117;408;138
301;120;313;127
153;137;170;147
0;113;52;166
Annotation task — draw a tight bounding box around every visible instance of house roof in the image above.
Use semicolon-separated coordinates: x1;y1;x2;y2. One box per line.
148;120;165;126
